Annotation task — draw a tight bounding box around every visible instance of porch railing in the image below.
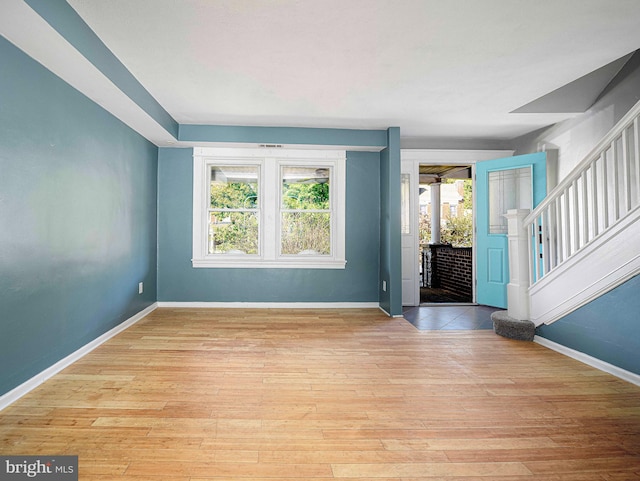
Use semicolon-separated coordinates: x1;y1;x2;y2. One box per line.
524;99;640;285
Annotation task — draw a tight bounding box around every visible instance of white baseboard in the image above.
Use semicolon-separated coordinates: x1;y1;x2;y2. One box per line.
534;335;640;387
378;306;404;318
0;302;158;411
157;301;380;309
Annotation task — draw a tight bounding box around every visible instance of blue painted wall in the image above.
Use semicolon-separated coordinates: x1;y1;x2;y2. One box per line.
0;37;158;396
378;128;402;316
157;147;381;302
179;124;388;148
536;275;640;375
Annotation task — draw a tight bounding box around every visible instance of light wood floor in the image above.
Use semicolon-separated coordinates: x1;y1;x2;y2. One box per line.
1;308;640;480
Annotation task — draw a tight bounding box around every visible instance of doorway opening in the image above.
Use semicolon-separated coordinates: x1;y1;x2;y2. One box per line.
419;164;473;304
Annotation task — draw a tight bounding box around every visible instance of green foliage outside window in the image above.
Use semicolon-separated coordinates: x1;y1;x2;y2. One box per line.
281;182;330;255
281;212;331;255
442;214;473;247
209;180;259;254
420;179;473;247
282;182;329;210
209;211;259;254
420;212;473;247
209;178;332;255
210;181;258;209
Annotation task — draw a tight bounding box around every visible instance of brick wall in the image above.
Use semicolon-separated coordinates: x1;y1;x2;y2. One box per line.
429;244;473;299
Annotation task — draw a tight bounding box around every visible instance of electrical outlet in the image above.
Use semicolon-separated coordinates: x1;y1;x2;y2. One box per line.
138;282;144;294
382;280;387;292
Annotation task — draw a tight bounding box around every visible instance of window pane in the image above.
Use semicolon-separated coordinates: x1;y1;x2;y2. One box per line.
210;165;259;209
281;212;330;255
401;173;410;234
208;212;259;254
488;167;532;234
281;166;330;210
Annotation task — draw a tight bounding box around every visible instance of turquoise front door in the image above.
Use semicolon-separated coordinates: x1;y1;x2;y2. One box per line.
476;152;547;308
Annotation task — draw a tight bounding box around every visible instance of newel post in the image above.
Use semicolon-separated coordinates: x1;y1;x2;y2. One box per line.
505;209;531;321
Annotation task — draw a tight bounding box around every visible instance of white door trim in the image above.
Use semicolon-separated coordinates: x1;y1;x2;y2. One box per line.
400;149;514;305
400;159;419;306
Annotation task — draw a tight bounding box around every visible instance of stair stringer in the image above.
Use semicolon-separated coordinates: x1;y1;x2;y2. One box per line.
529;205;640;327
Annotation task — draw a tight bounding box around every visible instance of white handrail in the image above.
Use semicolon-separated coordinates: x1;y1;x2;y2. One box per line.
524;99;640;284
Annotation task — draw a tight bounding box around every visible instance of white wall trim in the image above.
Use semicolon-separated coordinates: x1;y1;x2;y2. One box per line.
191;259;347;269
529;206;640;326
157;301;379;309
192;148;346;269
534;335;640;387
0;303;158;411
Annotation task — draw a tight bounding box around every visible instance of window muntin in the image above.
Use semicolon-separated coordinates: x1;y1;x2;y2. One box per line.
192;148;346;269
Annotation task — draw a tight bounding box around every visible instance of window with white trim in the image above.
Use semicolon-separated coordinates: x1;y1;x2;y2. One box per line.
192;147;346;269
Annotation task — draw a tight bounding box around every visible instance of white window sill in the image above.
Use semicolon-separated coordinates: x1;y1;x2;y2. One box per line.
192;258;347;269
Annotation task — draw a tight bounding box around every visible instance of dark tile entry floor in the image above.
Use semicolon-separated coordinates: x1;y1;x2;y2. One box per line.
420;287;471;303
403;304;503;330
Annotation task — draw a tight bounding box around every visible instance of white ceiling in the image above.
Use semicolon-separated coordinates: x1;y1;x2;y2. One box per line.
11;0;640;145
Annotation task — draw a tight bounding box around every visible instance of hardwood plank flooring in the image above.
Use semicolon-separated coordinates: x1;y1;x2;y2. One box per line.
1;308;639;480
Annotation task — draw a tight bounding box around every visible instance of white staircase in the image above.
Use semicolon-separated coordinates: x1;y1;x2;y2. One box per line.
523;99;640;326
